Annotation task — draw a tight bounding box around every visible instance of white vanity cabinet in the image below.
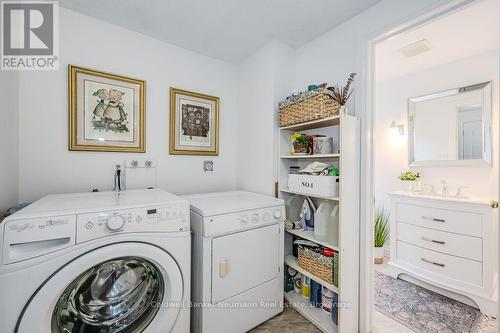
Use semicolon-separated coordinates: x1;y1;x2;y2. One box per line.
388;191;498;316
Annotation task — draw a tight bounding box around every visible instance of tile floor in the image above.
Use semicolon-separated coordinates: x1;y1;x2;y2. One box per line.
250;306;321;333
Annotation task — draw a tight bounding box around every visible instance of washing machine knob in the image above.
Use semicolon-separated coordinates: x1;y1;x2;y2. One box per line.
273;209;282;219
239;214;249;225
106;214;125;231
251;213;260;223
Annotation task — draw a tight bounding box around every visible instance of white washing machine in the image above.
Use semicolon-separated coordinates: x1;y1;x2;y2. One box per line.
0;189;191;333
184;191;285;333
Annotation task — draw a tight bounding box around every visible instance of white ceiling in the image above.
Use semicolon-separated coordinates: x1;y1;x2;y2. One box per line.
375;0;500;82
59;0;382;63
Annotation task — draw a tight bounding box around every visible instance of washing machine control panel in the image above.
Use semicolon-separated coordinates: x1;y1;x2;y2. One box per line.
77;203;189;243
203;205;285;237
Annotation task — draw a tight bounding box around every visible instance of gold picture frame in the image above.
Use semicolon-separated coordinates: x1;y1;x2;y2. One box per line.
68;65;146;152
169;88;219;156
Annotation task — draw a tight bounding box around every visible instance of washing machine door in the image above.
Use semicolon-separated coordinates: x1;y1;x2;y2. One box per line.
17;242;183;333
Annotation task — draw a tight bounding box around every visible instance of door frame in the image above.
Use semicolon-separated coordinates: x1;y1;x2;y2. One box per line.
355;0;478;331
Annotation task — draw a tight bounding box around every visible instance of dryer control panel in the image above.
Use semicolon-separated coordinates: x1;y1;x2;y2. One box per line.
77;203;189;243
202;205;285;237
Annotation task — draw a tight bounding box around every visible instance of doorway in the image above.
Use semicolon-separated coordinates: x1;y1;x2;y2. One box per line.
362;0;500;332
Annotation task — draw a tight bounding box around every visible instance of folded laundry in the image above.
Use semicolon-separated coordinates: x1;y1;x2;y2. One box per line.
299;161;329;174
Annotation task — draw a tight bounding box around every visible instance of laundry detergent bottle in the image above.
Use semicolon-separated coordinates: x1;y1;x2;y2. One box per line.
314;201;333;241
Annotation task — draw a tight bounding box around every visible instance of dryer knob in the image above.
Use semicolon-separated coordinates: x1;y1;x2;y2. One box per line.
262;212;271;222
106;215;125;231
273;209;282;219
239;215;249;225
251;213;260;223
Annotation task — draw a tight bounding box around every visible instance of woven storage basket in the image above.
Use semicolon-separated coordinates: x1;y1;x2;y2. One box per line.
279;91;341;127
298;247;334;285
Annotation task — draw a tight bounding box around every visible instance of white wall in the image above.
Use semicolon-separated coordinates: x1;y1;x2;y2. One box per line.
236;41;294;196
374;50;499;210
17;8;239;203
0;71;19;211
293;0;449;95
11;0;453;205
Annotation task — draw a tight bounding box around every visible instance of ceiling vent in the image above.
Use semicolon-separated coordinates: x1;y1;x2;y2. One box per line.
399;39;431;57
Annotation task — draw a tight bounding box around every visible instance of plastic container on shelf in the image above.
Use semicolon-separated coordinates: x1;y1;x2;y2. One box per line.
301;276;311;298
314;201;334;241
321;286;334;314
327;205;339;244
310;280;322;308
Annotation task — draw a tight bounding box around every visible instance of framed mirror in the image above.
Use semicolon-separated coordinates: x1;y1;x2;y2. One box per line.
408;82;492;166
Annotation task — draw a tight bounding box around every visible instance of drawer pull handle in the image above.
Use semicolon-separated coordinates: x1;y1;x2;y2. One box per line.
421;216;445;223
421;237;445;245
421;257;445;267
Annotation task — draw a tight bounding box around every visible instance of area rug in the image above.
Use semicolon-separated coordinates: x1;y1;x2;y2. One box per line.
375;271;495;333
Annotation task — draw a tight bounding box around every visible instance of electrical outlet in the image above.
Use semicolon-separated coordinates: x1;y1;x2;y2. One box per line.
203;160;214;172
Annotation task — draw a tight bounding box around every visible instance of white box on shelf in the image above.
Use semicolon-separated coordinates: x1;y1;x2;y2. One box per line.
288;174;339;197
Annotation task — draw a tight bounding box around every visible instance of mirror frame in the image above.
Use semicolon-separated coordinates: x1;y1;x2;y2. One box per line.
408;81;492;167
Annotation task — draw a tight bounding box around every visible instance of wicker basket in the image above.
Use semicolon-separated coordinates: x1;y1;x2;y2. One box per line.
298;247;337;286
279;91;341;127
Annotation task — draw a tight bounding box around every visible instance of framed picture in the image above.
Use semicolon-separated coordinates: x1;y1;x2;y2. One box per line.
68;65;146;152
169;88;219;156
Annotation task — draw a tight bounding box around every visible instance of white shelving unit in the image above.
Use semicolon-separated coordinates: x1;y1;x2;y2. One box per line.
285;229;338;251
278;113;360;333
279;188;340;201
280;153;340;159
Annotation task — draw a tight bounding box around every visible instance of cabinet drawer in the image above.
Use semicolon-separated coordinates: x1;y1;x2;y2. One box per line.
397;203;482;237
397;241;482;287
397;223;482;261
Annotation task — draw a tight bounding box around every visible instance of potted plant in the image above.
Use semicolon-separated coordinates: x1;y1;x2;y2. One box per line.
398;170;419;192
374;209;390;264
328;72;356;113
291;134;310;155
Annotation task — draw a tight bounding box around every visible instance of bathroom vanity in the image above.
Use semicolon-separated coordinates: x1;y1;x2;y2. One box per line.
388;191;498;316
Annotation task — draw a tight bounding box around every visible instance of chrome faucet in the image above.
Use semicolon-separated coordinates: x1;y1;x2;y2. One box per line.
455;186;468;198
440;180;448;196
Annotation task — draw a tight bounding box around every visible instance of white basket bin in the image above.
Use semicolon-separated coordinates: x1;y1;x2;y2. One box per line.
288;174;339;197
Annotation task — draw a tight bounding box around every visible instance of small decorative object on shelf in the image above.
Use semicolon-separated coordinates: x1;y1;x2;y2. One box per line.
398;170;419;191
374;209;390;264
328;73;356;109
313;137;333;155
307;135;324;155
291;133;310;155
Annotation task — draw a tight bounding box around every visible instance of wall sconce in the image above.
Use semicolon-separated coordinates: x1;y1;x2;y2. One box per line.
390;121;404;136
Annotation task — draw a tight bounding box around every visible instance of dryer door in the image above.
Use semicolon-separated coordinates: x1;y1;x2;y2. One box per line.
17;243;183;333
211;224;280;303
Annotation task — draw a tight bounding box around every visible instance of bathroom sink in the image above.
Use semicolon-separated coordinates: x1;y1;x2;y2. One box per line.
391;190;493;206
414;192;469;199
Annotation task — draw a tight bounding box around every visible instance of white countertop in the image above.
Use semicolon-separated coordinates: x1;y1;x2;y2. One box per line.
388;190;493;206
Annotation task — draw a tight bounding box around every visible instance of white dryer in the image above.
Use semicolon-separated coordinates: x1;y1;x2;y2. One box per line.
0;189;191;333
185;191;285;333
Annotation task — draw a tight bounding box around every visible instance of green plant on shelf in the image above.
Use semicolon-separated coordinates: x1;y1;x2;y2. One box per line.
374;209;390;248
291;133;309;145
398;170;418;181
